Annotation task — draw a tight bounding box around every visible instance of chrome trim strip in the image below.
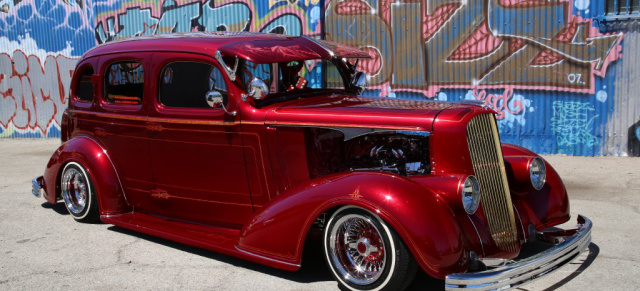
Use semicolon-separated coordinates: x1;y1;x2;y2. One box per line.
235;246;301;268
214;50;238;81
467;215;485;257
445;215;592;291
32;176;43;198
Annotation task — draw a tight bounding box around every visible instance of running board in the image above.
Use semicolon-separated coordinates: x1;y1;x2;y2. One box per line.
101;212;301;271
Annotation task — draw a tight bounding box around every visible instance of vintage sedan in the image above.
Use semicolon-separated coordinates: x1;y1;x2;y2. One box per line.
31;32;591;290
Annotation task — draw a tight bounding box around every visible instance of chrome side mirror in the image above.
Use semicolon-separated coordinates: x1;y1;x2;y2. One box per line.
352;72;367;94
242;78;269;102
206;91;236;116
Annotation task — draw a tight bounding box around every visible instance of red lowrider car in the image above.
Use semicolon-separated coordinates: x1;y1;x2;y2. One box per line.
31;32;591;290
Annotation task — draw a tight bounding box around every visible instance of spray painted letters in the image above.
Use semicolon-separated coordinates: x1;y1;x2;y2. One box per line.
0;51;76;136
326;0;623;95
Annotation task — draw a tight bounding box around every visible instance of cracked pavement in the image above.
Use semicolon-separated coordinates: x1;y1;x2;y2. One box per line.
1;139;639;290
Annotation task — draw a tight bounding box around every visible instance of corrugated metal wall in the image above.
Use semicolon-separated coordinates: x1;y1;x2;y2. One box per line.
0;0;638;156
605;20;640;156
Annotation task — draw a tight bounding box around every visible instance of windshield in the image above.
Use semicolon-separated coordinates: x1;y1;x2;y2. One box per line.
238;59;349;105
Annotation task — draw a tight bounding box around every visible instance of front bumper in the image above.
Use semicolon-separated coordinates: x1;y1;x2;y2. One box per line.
32;176;44;198
445;215;592;290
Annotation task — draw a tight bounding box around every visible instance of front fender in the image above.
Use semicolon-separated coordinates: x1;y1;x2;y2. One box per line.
502;143;570;233
43;136;131;215
237;172;470;278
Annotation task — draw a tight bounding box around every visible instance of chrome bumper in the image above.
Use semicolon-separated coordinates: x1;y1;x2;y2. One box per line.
32;176;44;198
445;215;592;290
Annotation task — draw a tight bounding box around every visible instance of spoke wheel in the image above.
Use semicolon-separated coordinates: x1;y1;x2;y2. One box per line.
330;214;386;285
324;206;417;291
60;162;99;222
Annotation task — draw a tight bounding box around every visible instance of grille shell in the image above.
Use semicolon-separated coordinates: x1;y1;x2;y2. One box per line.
466;113;519;251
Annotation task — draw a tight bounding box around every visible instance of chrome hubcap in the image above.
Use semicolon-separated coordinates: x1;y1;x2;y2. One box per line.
329;214;386;285
61;167;88;215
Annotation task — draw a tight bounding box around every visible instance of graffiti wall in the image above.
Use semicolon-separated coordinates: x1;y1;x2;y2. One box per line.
326;0;628;155
0;0;638;156
0;0;93;137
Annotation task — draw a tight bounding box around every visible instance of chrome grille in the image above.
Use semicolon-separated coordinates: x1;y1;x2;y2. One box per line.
467;113;519;251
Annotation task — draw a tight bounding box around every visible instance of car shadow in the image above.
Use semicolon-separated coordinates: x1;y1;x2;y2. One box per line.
407;269;445;290
516;242;600;291
407;242;600;291
40;202;69;215
106;225;334;284
105;225;596;290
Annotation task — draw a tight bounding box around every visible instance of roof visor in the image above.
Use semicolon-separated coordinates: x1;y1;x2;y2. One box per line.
217;36;371;63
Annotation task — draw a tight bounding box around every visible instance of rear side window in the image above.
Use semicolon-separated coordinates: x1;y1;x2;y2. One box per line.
75;66;94;102
105;61;144;105
160;62;227;108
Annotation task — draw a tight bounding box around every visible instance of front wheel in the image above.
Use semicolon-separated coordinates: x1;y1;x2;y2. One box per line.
324;206;417;291
60;162;99;222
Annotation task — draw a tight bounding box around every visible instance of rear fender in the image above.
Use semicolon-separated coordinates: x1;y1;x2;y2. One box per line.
43;136;131;215
238;172;469;278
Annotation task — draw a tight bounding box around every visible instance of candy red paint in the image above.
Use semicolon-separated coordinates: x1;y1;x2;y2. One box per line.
36;32;571;281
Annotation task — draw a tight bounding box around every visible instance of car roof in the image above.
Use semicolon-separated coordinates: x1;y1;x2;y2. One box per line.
83;32;370;62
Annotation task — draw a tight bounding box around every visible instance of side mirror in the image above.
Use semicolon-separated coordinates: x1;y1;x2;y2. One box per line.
352;72;367;94
206;91;236;116
242;78;269;102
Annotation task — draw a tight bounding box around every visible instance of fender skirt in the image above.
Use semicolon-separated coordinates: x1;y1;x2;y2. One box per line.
237;172;470;278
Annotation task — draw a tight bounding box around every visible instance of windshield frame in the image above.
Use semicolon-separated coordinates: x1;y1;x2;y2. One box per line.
236;58;357;108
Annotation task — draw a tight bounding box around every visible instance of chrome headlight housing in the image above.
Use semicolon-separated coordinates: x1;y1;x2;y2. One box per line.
461;175;481;214
529;157;546;190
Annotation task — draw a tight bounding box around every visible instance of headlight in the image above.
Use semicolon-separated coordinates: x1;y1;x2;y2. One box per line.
461;175;481;214
529;157;546;190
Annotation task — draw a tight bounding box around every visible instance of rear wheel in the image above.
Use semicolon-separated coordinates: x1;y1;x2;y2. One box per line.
324;206;417;290
60;162;99;222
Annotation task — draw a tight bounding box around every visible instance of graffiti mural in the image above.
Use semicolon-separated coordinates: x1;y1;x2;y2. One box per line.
550;101;599;147
464;89;531;128
0;0;94;137
0;51;76;137
0;0;637;156
325;0;627;155
326;0;623;95
94;0;322;43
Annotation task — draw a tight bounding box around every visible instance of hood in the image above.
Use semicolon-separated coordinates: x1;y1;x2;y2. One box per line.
264;95;479;132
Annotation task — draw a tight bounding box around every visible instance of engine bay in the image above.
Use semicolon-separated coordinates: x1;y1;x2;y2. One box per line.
305;128;430;178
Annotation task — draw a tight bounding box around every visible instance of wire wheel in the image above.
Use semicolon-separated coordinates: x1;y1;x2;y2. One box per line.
60;162;99;222
324;206;417;291
329;214;386;285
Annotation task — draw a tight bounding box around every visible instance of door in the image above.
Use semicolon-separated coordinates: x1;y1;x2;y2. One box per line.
146;53;253;228
84;55;155;208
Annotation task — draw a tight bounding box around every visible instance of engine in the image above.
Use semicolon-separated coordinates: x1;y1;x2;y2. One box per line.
305;128;430;178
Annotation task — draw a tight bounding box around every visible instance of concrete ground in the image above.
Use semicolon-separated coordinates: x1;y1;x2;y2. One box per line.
0;139;638;290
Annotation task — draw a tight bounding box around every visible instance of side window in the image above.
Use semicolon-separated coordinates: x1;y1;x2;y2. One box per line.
105;61;144;105
75;66;94;102
160;62;227;108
